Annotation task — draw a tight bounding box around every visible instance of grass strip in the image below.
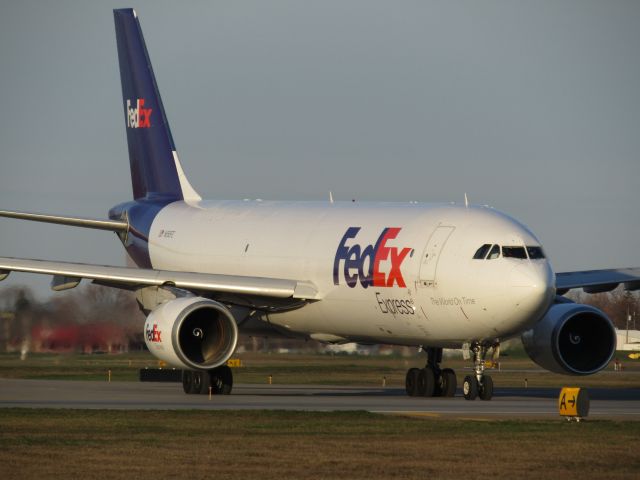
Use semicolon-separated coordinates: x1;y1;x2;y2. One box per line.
1;409;639;479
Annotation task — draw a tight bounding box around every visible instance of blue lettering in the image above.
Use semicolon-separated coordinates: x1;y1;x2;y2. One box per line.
333;227;360;286
344;244;360;288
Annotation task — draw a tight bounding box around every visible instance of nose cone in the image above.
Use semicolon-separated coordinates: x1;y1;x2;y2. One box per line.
510;261;556;323
510;261;554;289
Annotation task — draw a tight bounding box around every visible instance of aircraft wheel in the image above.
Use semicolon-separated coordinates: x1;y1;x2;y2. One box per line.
191;371;210;394
479;375;494;401
418;367;435;397
405;368;421;396
440;368;457;397
433;370;443;397
209;365;233;395
463;375;478;401
219;365;233;395
182;370;193;394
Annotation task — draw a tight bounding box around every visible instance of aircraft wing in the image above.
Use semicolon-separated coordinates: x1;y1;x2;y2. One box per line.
0;257;319;300
556;268;640;295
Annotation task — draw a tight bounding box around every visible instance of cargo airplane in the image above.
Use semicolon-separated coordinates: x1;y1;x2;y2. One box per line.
1;9;638;400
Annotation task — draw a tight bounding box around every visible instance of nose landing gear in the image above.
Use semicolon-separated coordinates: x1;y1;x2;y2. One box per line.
405;343;498;400
405;347;457;398
462;342;497;401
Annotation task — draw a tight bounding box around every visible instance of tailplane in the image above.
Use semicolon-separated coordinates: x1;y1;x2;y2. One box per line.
113;8;200;202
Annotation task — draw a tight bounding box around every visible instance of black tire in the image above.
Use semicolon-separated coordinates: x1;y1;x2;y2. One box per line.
209;365;233;395
440;368;457;397
191;371;208;394
219;365;233;395
182;370;193;394
433;369;443;397
418;367;435;397
479;375;494;401
463;375;478;401
201;370;212;395
405;368;421;396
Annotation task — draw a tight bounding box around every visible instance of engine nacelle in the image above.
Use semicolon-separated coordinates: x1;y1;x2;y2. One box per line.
521;302;616;375
143;297;238;370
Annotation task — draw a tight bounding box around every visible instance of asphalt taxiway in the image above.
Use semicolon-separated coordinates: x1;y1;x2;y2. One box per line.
1;378;639;419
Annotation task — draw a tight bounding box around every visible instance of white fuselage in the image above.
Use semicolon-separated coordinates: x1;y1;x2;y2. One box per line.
147;200;555;348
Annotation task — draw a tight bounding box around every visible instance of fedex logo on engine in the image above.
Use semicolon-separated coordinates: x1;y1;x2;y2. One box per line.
126;98;152;128
334;227;412;288
145;323;162;343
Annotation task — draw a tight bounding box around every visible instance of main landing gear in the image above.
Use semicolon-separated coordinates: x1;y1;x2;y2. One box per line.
405;347;457;398
462;342;495;401
182;365;233;395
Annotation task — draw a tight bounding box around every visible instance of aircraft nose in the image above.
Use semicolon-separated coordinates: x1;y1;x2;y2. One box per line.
509;261;555;314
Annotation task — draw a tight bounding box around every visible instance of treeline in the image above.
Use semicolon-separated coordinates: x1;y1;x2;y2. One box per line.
567;289;639;330
0;285;144;353
0;284;144;327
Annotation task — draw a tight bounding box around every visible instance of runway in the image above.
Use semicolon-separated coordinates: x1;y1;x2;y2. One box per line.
1;378;639;419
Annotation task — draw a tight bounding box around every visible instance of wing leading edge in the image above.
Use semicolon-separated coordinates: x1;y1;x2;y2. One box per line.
0;257;319;300
556;268;640;295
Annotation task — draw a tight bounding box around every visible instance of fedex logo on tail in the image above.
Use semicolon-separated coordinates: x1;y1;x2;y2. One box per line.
334;227;412;288
126;98;152;128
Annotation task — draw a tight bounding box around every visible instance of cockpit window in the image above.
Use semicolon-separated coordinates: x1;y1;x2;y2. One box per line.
527;246;545;259
473;244;492;259
487;244;501;260
502;246;527;259
475;244;546;260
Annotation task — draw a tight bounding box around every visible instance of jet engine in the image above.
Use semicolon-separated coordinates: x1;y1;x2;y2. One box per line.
143;297;238;370
521;302;616;375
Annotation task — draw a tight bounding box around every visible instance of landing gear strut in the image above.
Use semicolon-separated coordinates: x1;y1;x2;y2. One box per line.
182;365;233;395
405;347;457;398
462;342;495;401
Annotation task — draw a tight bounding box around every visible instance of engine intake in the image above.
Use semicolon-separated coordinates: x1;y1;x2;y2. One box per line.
521;302;616;375
144;297;238;370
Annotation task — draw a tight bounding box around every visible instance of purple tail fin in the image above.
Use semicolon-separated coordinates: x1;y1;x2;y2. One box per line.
113;8;199;202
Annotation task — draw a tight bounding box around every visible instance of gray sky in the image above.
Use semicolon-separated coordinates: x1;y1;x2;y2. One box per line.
1;0;639;300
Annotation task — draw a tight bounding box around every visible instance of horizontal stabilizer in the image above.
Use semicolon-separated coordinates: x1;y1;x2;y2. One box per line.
0;210;128;232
